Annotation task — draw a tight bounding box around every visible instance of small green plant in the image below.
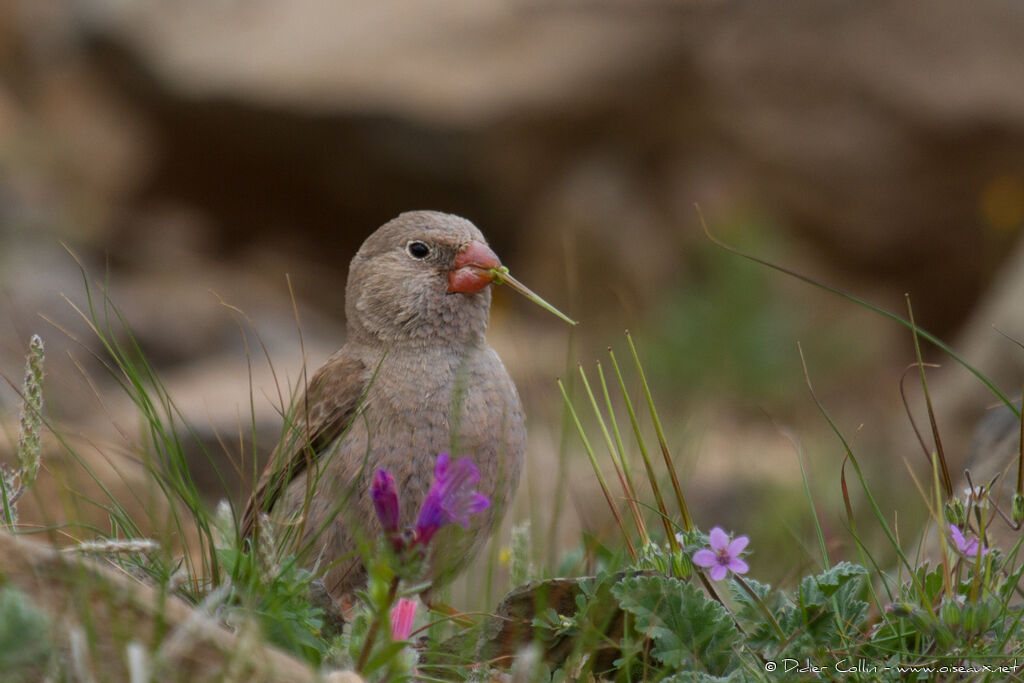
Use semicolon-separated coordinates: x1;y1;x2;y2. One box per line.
217;541;328;663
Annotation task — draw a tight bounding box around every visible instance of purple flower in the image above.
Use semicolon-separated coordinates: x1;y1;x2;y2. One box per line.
692;527;750;581
371;469;400;533
414;453;490;546
370;453;490;551
949;523;989;557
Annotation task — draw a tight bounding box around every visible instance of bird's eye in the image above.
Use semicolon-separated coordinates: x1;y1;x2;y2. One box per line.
406;241;431;259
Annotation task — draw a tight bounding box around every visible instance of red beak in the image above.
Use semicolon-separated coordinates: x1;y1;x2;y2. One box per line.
448;240;501;294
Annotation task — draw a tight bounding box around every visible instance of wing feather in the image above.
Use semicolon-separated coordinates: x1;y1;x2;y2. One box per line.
240;353;368;539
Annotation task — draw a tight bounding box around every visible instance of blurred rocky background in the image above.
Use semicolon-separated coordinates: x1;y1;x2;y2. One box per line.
3;0;1024;586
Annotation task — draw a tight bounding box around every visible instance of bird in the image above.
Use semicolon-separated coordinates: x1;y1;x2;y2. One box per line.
240;210;526;604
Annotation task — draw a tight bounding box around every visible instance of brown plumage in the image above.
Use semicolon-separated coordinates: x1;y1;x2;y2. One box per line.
241;211;526;602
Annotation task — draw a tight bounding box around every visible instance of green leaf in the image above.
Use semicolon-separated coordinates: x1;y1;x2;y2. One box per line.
730;577;792;654
362;640;412;678
903;564;944;605
799;561;867;610
794;562;868;650
613;575;740;675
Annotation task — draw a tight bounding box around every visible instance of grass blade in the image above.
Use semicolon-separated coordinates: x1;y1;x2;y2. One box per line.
625;331;694;532
596;360;648;543
906;294;952;497
557;379;637;561
607;348;679;552
577;363;648;545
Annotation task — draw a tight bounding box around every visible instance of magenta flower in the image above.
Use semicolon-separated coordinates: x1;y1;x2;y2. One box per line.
414;453;490;546
371;469;401;533
692;527;750;581
370;453;490;550
949;523;989;557
390;598;418;641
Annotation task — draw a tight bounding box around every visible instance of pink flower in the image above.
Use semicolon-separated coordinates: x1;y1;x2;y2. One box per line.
692;527;750;581
390;598;418;641
949;523;989;557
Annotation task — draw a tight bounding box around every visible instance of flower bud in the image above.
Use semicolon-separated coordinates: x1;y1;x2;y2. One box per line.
944;496;966;526
637;542;669;573
671;548;693;579
371;469;401;533
940;597;962;628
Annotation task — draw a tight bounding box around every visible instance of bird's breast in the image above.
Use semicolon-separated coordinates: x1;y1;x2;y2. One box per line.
355;343;524;507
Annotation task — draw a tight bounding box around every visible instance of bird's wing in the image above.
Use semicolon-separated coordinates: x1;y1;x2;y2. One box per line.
240;353;369;539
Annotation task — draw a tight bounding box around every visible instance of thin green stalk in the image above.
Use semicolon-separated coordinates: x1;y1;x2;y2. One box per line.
596;361;645;533
558;379;637;561
547;329;577;570
794;440;830;569
994;537;1024;652
577;364;648;544
799;344;939;623
356;575;400;673
899;362;943;481
484;524;499;610
607;348;679;553
907;295;952;498
800;345;894;612
1;474;14;528
490;267;577;326
733;575;786;641
1018;381;1023;501
626;331;694;531
931;452;953;602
